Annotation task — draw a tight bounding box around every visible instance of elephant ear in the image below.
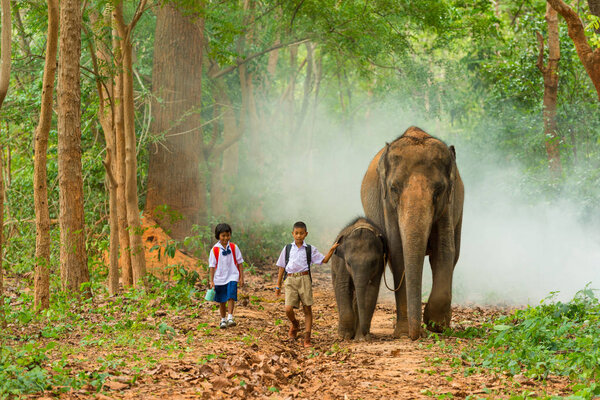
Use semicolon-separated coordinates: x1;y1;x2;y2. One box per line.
447;145;457;203
378;233;388;263
333;235;345;260
377;143;391;199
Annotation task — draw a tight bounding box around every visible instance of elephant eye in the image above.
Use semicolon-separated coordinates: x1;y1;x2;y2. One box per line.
433;183;445;200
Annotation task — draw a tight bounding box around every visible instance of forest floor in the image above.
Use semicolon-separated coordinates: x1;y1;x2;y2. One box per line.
13;267;576;400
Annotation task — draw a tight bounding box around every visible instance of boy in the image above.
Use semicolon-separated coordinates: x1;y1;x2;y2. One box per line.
275;221;338;347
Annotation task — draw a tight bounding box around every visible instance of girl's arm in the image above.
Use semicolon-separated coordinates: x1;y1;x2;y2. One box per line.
239;264;244;287
209;267;215;289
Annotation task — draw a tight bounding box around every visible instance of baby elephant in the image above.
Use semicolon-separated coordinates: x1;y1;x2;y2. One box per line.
331;217;387;340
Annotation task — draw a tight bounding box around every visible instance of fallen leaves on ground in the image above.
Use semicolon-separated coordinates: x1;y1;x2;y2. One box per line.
18;269;573;400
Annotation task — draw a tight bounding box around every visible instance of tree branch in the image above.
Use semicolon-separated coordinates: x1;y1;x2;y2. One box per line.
209;38;310;79
536;31;547;73
547;0;600;99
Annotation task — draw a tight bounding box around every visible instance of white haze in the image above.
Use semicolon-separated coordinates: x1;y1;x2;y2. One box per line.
254;102;600;306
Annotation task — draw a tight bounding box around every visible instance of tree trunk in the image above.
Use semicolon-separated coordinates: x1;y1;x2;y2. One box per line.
122;37;146;286
537;3;562;175
113;37;133;287
114;1;147;287
93;7;120;295
547;0;600;100
0;144;4;327
0;0;10;323
294;42;314;137
0;0;11;109
34;0;58;309
588;0;600;32
209;79;240;218
57;0;89;294
146;4;205;241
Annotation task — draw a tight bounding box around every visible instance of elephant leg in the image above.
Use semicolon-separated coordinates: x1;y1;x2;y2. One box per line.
392;262;411;337
332;260;356;339
424;235;455;332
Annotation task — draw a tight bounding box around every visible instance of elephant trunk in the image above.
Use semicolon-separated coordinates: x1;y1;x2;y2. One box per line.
399;184;434;340
353;279;370;338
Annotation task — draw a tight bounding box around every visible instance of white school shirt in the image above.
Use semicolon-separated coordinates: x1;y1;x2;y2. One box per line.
275;241;325;274
208;241;244;286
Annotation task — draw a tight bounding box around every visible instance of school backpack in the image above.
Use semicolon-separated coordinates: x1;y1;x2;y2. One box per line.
213;242;240;275
283;244;312;281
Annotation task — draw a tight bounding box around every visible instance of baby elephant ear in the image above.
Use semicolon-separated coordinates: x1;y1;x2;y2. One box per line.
334;236;345;259
378;234;388;258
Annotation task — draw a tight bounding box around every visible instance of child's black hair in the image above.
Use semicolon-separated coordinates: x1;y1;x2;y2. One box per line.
215;223;232;240
293;221;307;231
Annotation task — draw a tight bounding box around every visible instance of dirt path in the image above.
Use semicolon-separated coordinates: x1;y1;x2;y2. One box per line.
26;269;572;400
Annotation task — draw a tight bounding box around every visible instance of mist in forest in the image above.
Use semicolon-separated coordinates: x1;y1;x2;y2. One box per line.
247;100;600;306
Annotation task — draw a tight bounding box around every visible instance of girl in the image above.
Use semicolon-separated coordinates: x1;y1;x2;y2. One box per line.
208;223;245;328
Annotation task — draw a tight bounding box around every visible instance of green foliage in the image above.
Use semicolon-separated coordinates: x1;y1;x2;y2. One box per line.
0;263;208;398
462;287;600;393
0;341;109;398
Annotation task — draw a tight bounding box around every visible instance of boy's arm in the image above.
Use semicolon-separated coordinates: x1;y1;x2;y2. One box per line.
275;267;285;296
321;242;340;264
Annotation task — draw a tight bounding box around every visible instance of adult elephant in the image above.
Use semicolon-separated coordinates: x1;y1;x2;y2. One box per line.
361;126;464;340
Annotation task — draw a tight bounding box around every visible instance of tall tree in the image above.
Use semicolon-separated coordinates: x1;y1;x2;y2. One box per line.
33;0;58;310
90;7;120;294
537;3;562;174
547;0;600;100
146;3;205;240
114;0;148;286
0;145;4;327
0;0;11;326
113;32;133;287
57;0;89;294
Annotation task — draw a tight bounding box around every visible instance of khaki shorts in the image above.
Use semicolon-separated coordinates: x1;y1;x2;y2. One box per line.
284;274;313;308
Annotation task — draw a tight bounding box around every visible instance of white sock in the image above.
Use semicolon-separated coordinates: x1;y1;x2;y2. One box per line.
228;313;233;320
221;317;227;322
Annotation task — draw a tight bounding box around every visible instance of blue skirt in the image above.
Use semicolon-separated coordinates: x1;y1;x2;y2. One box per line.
214;281;238;303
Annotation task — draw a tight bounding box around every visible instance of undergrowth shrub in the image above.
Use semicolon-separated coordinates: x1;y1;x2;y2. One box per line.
461;286;600;398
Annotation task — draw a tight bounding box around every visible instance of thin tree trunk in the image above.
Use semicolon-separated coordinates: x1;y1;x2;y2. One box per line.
113;36;133;287
146;4;205;240
122;38;146;287
92;7;120;295
547;0;600;100
12;2;31;58
57;0;89;294
0;144;4;327
293;42;313;137
34;0;58;309
286;44;297;143
0;0;10;320
537;3;562;174
103;152;119;293
588;0;600;32
0;0;11;108
114;0;147;287
209;79;240;218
